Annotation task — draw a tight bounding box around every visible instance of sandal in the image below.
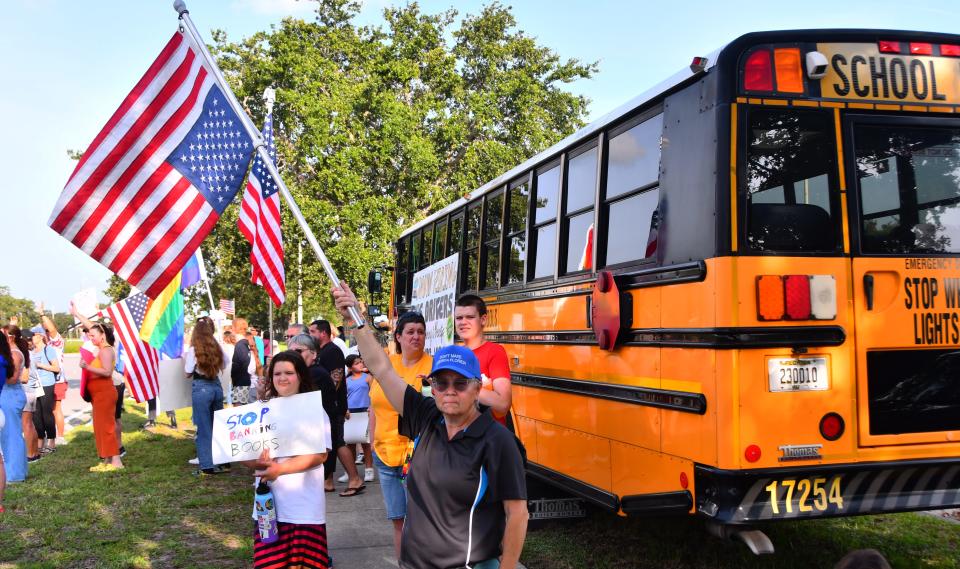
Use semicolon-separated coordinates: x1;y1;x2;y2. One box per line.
339;485;366;497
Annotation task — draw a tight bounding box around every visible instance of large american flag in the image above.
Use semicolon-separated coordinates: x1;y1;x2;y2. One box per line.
47;31;255;299
238;110;286;306
105;293;159;403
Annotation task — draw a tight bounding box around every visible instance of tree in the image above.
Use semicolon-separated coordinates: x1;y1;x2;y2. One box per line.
104;275;132;304
200;0;595;321
0;286;39;329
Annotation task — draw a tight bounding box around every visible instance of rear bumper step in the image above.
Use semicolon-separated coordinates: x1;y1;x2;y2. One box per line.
695;458;960;524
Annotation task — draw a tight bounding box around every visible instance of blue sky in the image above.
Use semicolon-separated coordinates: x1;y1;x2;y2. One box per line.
3;0;958;310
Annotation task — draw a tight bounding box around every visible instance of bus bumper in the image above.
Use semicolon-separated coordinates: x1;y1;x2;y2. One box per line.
694;458;960;524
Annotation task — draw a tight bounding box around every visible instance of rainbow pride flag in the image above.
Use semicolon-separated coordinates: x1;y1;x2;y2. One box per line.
139;273;184;358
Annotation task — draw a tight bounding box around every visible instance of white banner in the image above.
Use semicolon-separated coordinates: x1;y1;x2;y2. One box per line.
411;253;459;355
156;358;191;413
211;391;330;464
72;288;98;323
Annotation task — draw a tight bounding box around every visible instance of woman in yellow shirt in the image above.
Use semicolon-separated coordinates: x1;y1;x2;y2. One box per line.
369;310;431;559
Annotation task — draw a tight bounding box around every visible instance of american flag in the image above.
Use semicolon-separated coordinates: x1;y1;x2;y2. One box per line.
47;32;255;299
105;293;159;403
238;110;286;306
220;299;235;315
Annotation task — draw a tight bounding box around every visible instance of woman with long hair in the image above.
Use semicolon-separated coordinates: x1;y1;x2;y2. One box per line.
29;331;59;456
243;350;329;568
185;317;229;475
80;323;123;472
0;327;27;483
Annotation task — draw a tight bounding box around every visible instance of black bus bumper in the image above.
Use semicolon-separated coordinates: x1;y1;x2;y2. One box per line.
694;458;960;524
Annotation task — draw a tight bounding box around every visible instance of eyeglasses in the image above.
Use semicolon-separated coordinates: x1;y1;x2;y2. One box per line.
285;334;296;340
430;377;478;393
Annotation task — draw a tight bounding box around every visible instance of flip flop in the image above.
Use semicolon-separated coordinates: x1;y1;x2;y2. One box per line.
339;486;365;497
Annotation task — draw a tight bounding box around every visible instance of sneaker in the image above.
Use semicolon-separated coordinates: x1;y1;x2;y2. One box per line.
40;447;54;455
364;467;375;482
193;467;225;477
355;452;364;464
337;473;349;483
119;446;127;458
188;457;199;465
140;420;156;430
27;455;42;463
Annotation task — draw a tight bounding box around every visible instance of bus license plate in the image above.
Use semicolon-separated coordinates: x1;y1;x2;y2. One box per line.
768;357;828;392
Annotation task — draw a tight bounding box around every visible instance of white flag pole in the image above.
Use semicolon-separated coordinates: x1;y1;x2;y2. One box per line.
173;1;364;328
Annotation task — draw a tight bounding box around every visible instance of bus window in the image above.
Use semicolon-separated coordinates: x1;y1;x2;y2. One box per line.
483;191;504;289
744;108;839;252
463;203;482;291
506;180;529;284
411;230;422;271
603;113;663;265
449;214;464;257
531;164;560;279
564;145;598;273
855;125;960;254
422;225;434;268
434;219;448;261
395;238;408;305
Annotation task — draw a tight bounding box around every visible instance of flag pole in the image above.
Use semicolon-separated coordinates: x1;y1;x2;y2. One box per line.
173;1;364;328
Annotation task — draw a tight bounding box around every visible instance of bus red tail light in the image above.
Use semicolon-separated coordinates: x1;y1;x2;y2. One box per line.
773;48;804;93
745;445;762;463
878;40;902;53
819;413;845;441
784;275;812;320
941;44;960;57
909;42;933;55
744;49;773;91
756;275;836;322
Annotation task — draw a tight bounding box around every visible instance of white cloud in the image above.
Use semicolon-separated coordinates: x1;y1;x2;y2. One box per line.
232;0;316;17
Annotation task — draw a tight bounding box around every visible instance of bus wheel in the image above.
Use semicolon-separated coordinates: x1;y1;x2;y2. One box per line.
705;521;775;555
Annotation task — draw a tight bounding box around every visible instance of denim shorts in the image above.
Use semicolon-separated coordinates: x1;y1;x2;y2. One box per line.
372;451;407;520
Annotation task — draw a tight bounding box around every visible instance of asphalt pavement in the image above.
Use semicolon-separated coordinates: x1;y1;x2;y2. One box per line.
59;353;92;433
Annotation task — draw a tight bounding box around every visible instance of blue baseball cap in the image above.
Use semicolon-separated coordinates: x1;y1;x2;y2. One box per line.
430;345;481;380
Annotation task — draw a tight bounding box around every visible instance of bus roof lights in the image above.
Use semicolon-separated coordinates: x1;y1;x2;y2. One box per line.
690;56;709;74
878;40;902;53
774;48;805;93
757;275;785;321
744;49;773;91
909;42;933;55
784;275;812;320
941;44;960;57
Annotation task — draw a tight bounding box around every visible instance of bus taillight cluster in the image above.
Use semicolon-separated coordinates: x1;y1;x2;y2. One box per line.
756;275;837;321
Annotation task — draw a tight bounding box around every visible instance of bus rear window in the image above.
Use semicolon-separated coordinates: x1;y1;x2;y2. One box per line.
855;125;960;254
743;108;839;252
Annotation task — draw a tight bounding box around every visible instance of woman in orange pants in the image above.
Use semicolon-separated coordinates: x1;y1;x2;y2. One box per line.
80;324;123;472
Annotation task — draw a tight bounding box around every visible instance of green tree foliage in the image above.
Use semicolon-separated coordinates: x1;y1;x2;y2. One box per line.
203;0;595;321
0;286;39;329
104;275;132;304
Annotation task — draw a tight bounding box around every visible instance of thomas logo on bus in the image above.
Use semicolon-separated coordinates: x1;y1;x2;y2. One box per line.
818;43;959;104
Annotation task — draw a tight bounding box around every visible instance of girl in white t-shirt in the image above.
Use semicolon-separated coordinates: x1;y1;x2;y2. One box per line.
243;350;332;569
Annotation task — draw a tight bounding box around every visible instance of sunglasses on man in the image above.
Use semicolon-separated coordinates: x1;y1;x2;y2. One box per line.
430;377;479;393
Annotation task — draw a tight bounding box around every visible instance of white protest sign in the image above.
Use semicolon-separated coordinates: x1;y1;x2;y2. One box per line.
72;288;98;323
156;358;191;412
411;253;459;355
211;390;329;464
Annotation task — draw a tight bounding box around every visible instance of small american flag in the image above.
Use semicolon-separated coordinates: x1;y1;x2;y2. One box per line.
238;109;286;306
47;31;256;298
106;293;159;403
220;299;235;315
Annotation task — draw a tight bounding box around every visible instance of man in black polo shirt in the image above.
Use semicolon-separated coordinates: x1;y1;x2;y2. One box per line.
310;319;345;383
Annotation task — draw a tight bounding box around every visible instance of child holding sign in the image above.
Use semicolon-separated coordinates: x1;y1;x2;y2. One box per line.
244;351;331;569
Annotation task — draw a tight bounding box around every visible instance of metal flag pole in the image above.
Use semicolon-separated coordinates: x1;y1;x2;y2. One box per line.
263;87;277;355
173;0;364;328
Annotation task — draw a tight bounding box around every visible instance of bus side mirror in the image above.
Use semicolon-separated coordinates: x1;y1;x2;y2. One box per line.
368;270;383;294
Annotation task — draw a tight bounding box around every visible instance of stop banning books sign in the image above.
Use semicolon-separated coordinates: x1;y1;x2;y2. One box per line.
211;391;330;464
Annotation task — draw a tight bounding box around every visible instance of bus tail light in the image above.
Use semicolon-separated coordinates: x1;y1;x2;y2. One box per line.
756;275;836;321
679;472;689;489
745;445;762;463
942;44;960;57
878;40;902;53
819;413;845;441
909;42;933;55
773;48;804;93
744;49;773;91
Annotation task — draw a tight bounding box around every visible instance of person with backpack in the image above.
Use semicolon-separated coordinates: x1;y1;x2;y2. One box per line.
28;330;59;456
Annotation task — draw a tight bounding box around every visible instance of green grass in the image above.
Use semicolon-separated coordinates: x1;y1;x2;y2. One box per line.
0;403;254;568
521;506;960;569
62;339;82;354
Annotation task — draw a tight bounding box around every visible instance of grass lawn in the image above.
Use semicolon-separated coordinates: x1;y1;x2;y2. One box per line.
62;339;82;354
522;505;960;569
0;403;254;569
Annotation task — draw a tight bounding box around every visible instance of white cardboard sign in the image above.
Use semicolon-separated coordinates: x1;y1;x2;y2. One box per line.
72;288;98;323
411;253;459;354
211;391;329;464
156;358;191;413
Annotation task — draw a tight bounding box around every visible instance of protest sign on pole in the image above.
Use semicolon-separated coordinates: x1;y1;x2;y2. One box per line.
211;391;329;464
71;289;98;324
156;358;191;413
411;253;459;355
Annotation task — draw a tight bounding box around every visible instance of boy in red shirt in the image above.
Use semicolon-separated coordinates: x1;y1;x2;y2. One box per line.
455;294;513;428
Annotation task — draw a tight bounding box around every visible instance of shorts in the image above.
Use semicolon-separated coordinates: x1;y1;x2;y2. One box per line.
54;382;68;400
232;386;252;405
115;384;126;419
24;390;38;413
373;451;407;520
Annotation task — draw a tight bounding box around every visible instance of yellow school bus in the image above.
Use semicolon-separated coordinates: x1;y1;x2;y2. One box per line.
387;29;960;541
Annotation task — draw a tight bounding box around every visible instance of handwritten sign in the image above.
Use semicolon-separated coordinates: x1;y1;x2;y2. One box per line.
211;390;330;464
72;288;98;323
411;253;459;354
